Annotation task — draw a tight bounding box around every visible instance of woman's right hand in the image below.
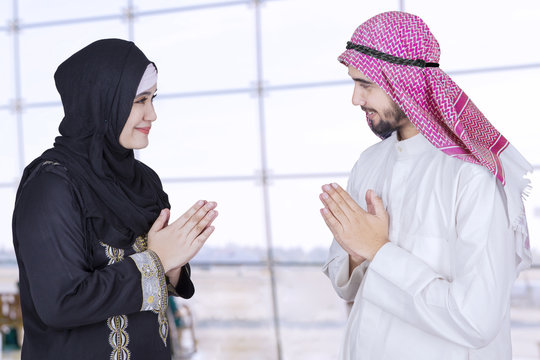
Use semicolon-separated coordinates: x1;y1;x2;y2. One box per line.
147;200;218;273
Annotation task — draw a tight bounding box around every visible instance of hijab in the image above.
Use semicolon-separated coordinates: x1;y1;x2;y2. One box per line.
22;38;169;249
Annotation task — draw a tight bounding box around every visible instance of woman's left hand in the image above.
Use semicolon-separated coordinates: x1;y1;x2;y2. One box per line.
147;201;218;273
166;267;181;287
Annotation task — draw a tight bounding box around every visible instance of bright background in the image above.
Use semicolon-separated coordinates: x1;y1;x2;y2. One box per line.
1;0;539;359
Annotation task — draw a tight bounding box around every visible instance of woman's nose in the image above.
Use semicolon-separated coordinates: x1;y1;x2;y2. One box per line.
146;103;157;122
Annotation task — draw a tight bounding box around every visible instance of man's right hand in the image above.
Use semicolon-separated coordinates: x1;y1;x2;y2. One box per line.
319;183;389;262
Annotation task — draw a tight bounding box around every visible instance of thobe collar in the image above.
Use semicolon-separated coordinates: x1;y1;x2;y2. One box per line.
391;131;434;158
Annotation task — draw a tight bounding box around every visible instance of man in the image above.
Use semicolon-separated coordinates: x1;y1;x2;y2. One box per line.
320;11;532;360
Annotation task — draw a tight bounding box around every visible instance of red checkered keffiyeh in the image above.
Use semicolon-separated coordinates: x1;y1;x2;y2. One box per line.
339;11;532;268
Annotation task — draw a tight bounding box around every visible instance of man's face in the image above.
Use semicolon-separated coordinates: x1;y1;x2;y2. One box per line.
347;65;409;139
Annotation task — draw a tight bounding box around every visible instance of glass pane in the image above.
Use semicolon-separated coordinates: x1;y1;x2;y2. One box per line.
261;0;399;85
525;170;540;258
0;0;12;26
265;85;378;174
18;0;126;23
0;110;20;183
269;177;348;262
133;5;256;94
0;32;14;108
451;69;540;165
21;106;63;165
163;181;267;262
139;94;260;178
19;20;128;104
181;265;278;359
133;0;236;12
406;0;540;70
276;266;346;360
0;187;17;254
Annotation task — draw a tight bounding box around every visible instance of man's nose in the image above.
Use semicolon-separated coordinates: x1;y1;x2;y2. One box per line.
352;85;366;106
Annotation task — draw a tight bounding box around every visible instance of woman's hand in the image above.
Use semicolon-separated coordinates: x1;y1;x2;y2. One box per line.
148;200;218;273
166;267;181;288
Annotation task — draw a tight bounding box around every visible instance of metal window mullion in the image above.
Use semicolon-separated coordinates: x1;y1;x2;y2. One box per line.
127;0;134;41
254;1;283;359
13;0;25;176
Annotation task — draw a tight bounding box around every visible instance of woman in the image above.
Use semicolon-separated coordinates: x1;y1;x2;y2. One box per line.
12;39;217;359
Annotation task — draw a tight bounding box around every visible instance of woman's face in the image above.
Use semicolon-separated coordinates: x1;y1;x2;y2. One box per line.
119;83;158;149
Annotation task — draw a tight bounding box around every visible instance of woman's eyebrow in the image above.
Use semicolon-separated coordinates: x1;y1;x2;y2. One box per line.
135;90;152;98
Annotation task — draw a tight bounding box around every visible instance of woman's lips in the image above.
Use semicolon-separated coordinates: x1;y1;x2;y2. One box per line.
136;127;150;134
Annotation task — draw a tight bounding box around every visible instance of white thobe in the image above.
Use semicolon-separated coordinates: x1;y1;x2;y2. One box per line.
323;132;524;360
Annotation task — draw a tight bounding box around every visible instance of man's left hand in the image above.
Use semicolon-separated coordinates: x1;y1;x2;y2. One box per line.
319;183;389;261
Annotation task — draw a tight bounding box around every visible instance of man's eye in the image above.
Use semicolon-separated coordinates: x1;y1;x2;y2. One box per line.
354;80;370;89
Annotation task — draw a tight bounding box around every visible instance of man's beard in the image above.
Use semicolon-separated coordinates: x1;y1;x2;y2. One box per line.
367;103;408;139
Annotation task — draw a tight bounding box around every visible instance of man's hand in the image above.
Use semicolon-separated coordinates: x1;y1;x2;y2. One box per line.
319;183;389;261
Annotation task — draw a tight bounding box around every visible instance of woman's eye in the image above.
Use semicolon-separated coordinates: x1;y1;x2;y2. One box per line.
135;97;148;104
151;94;157;102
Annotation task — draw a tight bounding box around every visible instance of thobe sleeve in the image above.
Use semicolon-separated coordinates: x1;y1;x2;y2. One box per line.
14;170;167;329
361;168;518;349
322;240;369;302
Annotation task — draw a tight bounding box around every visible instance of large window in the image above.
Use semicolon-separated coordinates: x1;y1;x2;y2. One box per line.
2;1;539;359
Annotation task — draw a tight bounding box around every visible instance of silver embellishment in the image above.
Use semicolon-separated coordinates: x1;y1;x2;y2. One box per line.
101;242;131;359
132;234;148;253
107;315;131;360
130;250;169;346
101;242;125;265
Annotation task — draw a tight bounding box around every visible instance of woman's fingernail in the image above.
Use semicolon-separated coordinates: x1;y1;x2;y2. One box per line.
331;183;338;189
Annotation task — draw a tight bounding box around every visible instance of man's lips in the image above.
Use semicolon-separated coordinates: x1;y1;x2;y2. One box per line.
136;127;151;134
361;107;377;120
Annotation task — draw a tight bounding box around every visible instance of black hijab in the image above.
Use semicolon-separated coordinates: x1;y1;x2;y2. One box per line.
22;39;169;249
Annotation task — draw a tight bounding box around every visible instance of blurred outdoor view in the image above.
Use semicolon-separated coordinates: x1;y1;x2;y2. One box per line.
0;0;539;359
